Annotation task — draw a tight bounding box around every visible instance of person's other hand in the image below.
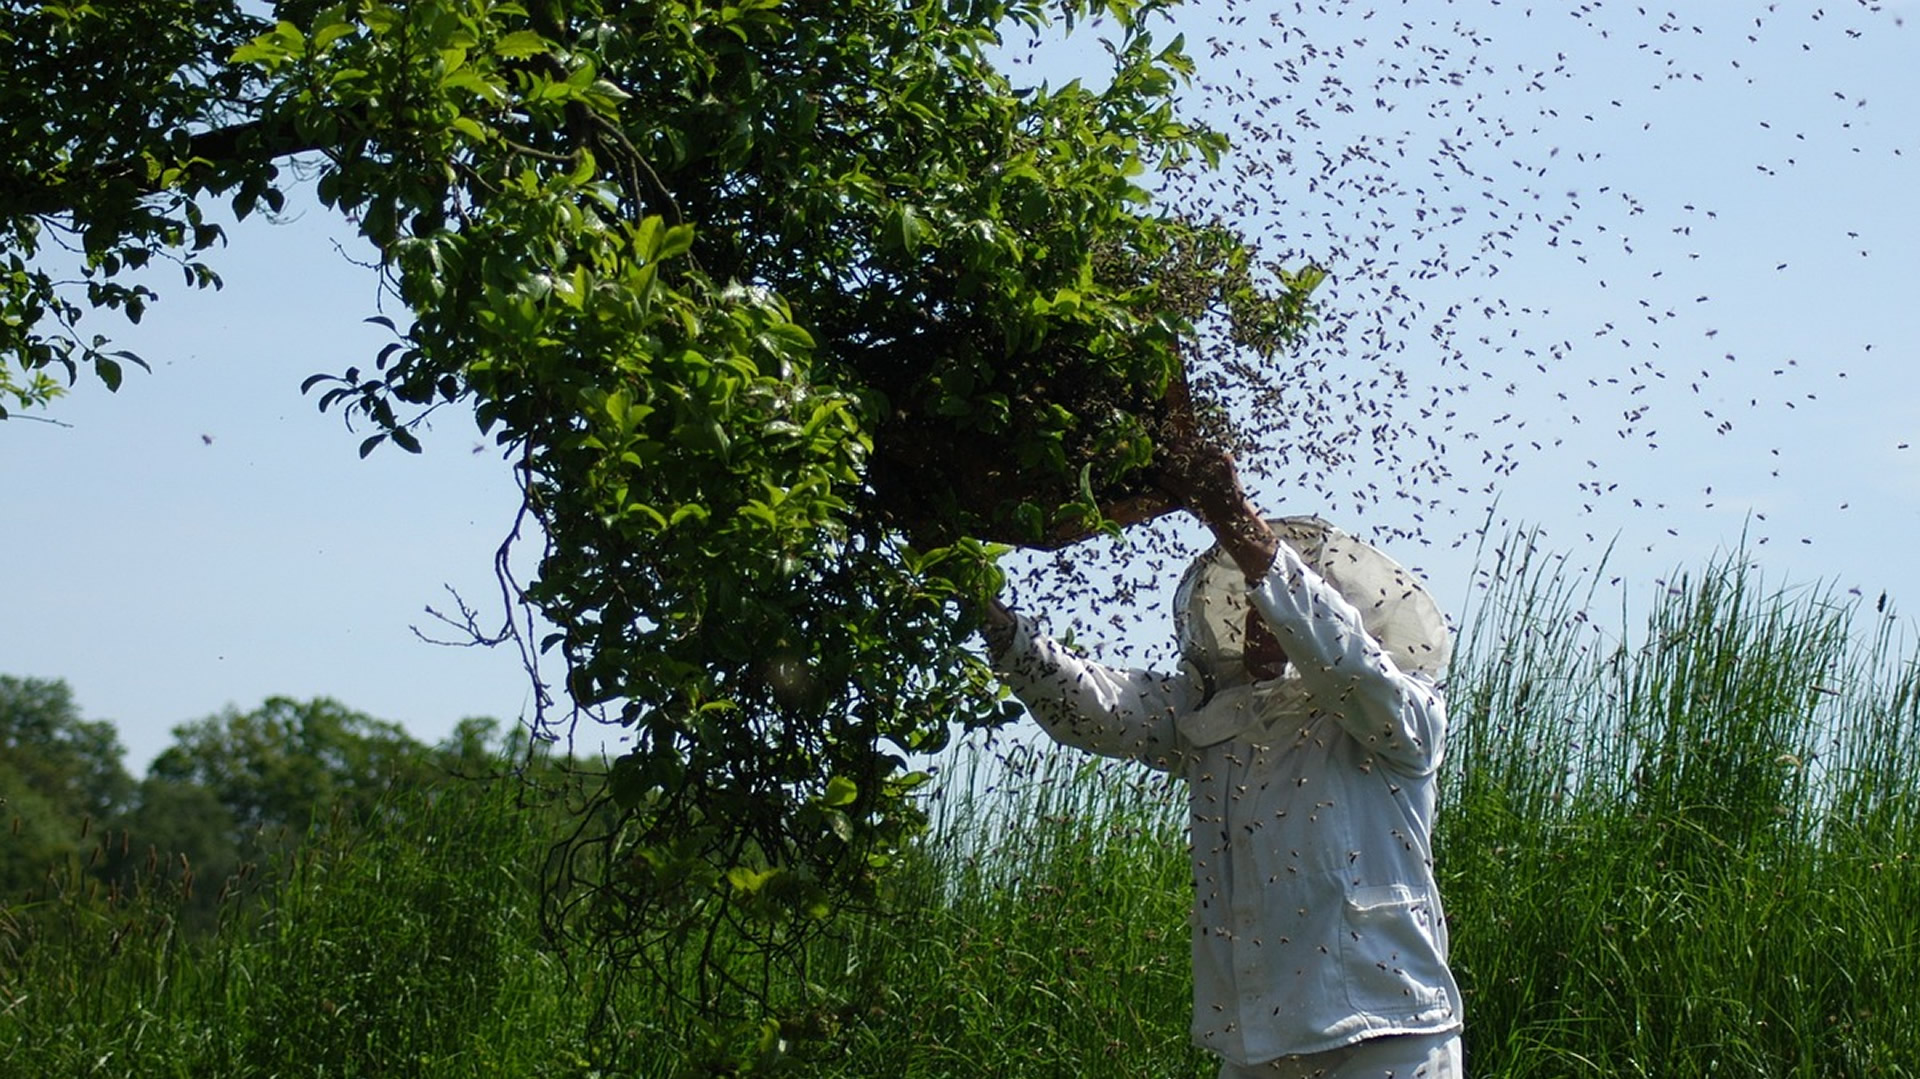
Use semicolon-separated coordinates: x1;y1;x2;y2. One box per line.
980;597;1019;660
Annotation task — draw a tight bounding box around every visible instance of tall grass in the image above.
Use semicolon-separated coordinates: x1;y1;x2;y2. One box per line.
3;540;1916;1077
0;774;596;1078
801;743;1205;1078
1443;535;1920;1077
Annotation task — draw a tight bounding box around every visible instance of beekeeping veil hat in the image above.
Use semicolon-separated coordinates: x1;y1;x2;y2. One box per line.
1172;516;1451;691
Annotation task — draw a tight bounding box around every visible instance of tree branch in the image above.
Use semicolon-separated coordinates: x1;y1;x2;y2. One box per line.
1;117;325;221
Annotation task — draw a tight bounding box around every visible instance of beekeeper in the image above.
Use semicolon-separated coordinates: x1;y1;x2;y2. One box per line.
981;446;1465;1079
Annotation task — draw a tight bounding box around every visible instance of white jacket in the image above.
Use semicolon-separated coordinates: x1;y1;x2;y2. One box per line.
994;534;1464;1065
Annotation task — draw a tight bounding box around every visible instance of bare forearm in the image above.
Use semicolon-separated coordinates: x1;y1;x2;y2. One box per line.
1190;491;1279;582
1166;446;1280;580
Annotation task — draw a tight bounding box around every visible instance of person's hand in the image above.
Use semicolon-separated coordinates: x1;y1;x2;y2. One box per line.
1152;439;1280;581
1152;440;1251;527
980;597;1019;660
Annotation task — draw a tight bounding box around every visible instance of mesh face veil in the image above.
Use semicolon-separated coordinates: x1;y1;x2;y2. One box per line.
1172;516;1452;691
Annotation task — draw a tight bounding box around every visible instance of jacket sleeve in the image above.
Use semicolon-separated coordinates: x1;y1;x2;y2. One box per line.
1246;543;1448;774
992;613;1198;773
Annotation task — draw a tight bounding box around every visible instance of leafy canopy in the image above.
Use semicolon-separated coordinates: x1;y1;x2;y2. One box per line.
1;0;1314;995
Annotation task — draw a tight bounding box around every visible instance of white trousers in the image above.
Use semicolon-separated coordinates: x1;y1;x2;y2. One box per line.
1217;1031;1464;1079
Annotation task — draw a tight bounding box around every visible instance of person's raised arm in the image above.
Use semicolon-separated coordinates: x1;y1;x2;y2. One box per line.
1153;442;1278;581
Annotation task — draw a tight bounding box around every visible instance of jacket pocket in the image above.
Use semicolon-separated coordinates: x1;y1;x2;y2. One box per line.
1338;884;1456;1023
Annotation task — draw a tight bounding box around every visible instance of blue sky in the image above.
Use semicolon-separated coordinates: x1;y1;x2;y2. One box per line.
4;199;539;768
5;0;1917;771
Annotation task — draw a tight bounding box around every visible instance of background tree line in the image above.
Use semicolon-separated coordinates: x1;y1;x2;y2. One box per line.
0;673;526;931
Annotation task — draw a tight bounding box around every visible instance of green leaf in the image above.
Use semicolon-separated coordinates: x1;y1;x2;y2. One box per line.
92;355;122;392
888;204;927;256
633;215;664;260
609;752;648;809
822;809;854;843
657;223;696;262
623;502;669;529
493;29;547;59
821;775;858;807
441;69;502;101
726;865;780;894
310;19;355;51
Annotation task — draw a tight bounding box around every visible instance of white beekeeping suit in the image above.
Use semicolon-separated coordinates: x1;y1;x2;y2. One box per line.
992;517;1465;1076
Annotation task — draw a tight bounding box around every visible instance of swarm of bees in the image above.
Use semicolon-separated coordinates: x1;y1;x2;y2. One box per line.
997;1;1909;667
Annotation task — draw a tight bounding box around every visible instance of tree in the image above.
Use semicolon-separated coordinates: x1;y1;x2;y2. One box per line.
110;697;440;926
0;675;134;897
0;362;63;417
68;699;503;933
108;776;241;930
147;696;435;843
1;0;1315;1001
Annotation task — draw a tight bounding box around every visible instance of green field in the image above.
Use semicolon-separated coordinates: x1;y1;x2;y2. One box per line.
5;543;1917;1077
